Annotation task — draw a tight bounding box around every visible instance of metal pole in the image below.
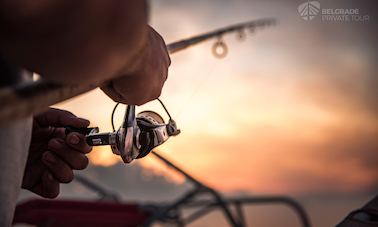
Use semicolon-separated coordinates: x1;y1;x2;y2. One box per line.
185;197;312;227
234;202;246;227
0;18;275;124
74;175;121;202
151;150;242;227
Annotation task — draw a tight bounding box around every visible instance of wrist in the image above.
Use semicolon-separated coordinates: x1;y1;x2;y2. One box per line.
115;26;153;77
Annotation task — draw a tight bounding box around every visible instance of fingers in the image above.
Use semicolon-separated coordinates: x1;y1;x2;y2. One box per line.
42;151;74;183
47;139;89;170
22;160;60;199
100;26;170;105
107;72;165;106
30;170;60;199
100;81;125;104
41;171;60;198
100;79;149;105
35;108;90;128
66;133;92;154
22;160;45;190
23;133;91;198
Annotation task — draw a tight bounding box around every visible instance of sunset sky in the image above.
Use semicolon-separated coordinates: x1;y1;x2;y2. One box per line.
55;0;377;195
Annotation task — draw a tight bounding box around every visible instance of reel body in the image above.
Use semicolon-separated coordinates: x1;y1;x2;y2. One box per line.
65;103;180;163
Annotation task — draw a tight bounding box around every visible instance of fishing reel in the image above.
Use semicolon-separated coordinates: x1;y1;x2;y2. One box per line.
66;100;180;163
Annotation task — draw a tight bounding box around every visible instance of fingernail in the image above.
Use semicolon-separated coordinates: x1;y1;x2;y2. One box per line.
69;135;80;145
44;153;56;164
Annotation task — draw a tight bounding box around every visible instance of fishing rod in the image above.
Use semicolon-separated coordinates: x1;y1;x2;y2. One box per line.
0;18;275;125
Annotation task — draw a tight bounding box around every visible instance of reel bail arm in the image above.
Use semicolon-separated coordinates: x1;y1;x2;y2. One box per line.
64;100;180;164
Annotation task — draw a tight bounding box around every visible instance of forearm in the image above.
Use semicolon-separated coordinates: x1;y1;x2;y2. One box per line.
0;0;148;84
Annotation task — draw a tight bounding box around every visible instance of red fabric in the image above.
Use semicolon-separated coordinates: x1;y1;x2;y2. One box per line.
13;199;150;227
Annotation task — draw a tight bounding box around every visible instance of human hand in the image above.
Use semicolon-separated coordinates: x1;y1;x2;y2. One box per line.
22;108;92;198
101;26;171;105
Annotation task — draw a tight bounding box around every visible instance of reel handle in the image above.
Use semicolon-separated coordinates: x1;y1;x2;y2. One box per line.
86;132;114;146
64;126;110;146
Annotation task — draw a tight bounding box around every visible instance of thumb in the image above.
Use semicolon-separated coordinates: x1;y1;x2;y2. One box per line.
35;108;90;128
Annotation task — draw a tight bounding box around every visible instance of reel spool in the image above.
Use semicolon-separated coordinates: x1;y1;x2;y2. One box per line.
136;111;168;159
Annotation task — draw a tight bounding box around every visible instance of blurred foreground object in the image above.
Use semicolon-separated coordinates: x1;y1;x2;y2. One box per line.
14;150;310;227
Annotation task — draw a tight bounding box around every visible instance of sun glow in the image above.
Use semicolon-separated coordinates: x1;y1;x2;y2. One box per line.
54;1;377;194
88;146;119;167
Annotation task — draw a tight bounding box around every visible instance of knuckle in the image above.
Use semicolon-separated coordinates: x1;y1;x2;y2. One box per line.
74;156;89;170
163;69;169;81
129;94;148;106
135;99;146;106
61;109;74;116
154;86;162;98
60;171;74;183
151;28;163;40
46;191;59;199
155;91;162;99
85;146;93;154
48;139;62;151
55;108;75;118
106;92;122;103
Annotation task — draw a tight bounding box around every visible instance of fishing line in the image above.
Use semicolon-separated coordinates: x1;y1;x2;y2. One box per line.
175;57;221;120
